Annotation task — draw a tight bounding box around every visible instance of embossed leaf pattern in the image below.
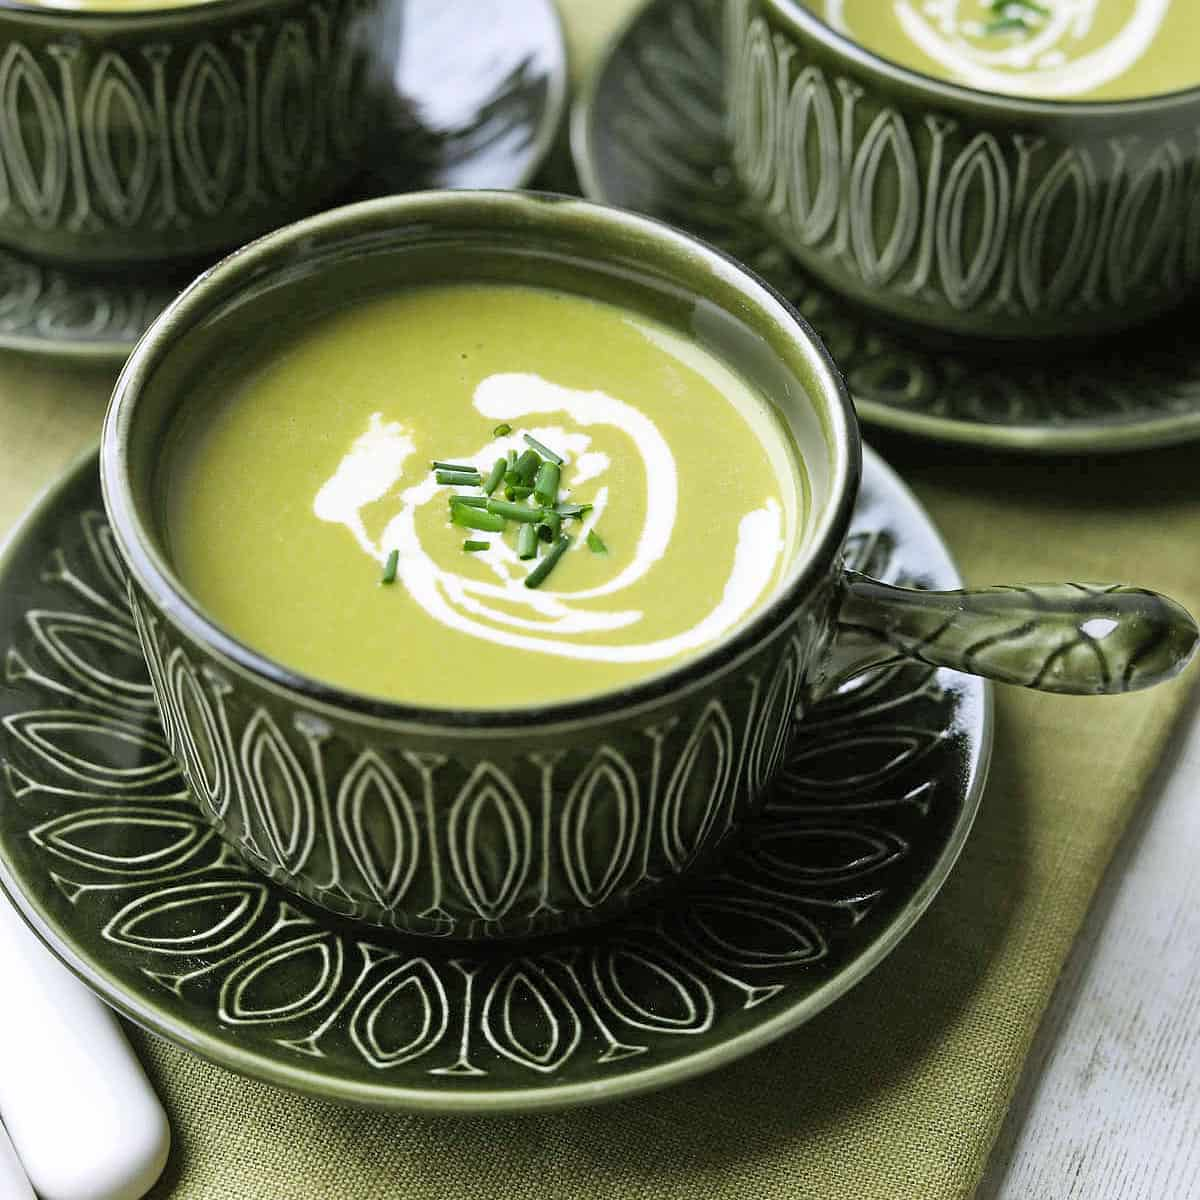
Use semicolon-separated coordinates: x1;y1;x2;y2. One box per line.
25;609;154;709
481;960;583;1074
30;805;212;876
3;709;176;789
447;763;533;922
337;750;421;910
239;708;317;875
104;880;269;956
219;932;345;1025
349;956;450;1069
165;647;231;818
560;746;641;909
660;699;735;871
0;479;973;1092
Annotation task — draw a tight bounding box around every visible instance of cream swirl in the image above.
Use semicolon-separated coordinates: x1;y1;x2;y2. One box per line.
313;372;784;664
827;0;1171;98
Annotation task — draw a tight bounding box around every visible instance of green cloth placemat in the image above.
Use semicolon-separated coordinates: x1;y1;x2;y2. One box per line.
0;5;1196;1197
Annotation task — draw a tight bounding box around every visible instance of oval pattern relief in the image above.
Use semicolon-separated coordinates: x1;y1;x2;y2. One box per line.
725;0;1200;322
592;0;1200;438
0;458;977;1097
0;0;377;249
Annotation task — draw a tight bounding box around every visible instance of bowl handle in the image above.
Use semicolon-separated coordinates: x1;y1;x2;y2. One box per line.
818;572;1199;697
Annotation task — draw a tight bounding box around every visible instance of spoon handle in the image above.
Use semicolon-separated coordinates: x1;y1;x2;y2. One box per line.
822;573;1199;696
0;894;170;1200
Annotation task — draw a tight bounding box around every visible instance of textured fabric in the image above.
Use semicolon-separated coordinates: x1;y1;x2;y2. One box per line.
1;5;1198;1196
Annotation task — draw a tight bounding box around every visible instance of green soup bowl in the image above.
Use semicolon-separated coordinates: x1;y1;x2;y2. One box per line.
100;191;1198;940
724;0;1200;342
0;0;392;267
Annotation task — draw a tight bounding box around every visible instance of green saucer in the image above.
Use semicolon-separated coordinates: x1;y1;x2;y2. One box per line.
0;0;566;363
572;0;1200;454
0;446;988;1113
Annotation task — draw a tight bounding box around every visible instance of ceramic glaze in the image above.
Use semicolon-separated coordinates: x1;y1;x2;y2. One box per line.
0;0;389;266
0;445;988;1110
724;0;1200;341
165;284;804;707
0;0;568;359
577;0;1200;451
103;192;1197;943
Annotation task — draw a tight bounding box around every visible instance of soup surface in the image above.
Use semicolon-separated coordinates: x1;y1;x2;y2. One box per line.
806;0;1197;101
165;284;805;708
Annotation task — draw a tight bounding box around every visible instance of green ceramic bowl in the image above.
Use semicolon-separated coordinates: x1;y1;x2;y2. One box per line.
0;0;392;266
100;191;1199;940
724;0;1200;342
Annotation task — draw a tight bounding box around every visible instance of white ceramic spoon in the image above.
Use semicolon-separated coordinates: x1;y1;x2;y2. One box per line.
0;896;170;1200
0;1122;35;1200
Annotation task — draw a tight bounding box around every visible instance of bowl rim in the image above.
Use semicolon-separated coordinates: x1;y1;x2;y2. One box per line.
101;189;861;733
759;0;1200;117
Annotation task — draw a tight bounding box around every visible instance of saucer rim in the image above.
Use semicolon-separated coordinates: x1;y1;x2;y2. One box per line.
569;0;1200;456
0;444;991;1113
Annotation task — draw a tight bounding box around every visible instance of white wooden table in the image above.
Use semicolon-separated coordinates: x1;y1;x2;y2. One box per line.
979;686;1200;1198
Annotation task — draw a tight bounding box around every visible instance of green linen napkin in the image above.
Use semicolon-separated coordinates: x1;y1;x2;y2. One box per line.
1;5;1198;1197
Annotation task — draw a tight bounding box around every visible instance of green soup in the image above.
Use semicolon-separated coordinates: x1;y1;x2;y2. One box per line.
164;284;805;708
806;1;1197;101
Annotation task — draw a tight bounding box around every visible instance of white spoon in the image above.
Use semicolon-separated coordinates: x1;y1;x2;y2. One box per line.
0;895;170;1200
0;1122;35;1200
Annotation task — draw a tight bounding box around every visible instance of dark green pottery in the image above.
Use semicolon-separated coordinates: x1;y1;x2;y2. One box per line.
0;443;988;1111
99;192;1197;941
724;0;1200;341
0;0;567;359
0;0;393;266
572;0;1200;454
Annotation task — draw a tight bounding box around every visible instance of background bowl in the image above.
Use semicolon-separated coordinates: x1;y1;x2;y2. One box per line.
0;0;393;266
724;0;1200;342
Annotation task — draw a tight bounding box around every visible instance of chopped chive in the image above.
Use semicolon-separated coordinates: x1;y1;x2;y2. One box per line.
989;0;1047;12
449;494;488;508
533;461;560;506
436;469;482;486
516;523;539;560
452;507;505;532
380;549;399;584
486;499;542;523
554;502;593;518
508;448;518;468
431;461;476;473
524;534;571;589
514;448;541;486
504;469;522;488
505;484;534;501
981;0;1047;34
984;15;1027;32
493;423;513;437
483;457;506;495
523;434;564;465
587;529;608;554
537;510;562;542
463;539;489;552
